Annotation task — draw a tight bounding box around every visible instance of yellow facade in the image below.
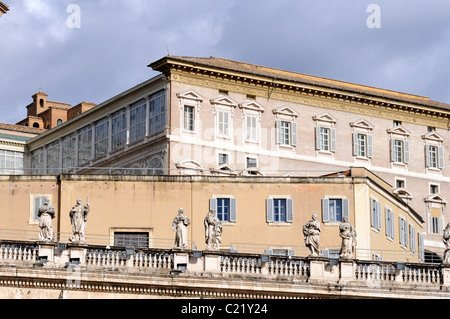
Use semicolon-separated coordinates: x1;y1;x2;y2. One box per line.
0;167;423;262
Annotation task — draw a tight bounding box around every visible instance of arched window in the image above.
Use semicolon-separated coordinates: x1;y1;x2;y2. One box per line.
33;122;40;128
57;119;63;126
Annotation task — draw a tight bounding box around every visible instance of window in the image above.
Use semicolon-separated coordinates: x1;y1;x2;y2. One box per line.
32;196;49;222
276;120;297;147
315;127;336;152
46;140;60;174
78;125;92;165
149;90;166;135
399;217;408;247
218;153;229;166
430;216;443;234
0;150;24;175
393;120;402;127
385;208;395;239
217;110;230;137
246;115;257;141
430;184;439;194
409;225;416;253
266;198;293;223
130;100;146;142
184;106;195;131
62;133;76;169
114;232;149;248
94;117;109;158
57;119;63;126
353;133;373;158
418;234;425;261
395;179;405;189
322;198;349;222
426;145;444;169
31;148;45;175
370;198;382;230
246;157;257;169
210;197;237;222
393;140;403;163
111;109;127;151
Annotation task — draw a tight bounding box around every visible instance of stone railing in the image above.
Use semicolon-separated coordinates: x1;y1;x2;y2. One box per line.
2;240;450;298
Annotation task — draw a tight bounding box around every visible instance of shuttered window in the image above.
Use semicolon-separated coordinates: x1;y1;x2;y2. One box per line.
399;217;408;247
385;208;395;239
315;127;336;152
276;120;297;147
426;145;444;169
266;198;293;223
210;198;237;223
322;198;349;222
353;133;373;158
370;198;382;230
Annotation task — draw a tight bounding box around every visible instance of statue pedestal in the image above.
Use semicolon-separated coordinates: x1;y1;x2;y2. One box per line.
38;242;56;264
204;251;223;273
442;264;450;287
68;244;86;265
339;259;355;284
172;249;189;271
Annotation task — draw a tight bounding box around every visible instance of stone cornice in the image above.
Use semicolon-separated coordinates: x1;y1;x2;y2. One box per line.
155;58;450;129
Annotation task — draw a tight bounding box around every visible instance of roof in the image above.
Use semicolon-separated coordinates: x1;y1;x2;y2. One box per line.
0;2;8;14
0;123;47;134
149;55;450;112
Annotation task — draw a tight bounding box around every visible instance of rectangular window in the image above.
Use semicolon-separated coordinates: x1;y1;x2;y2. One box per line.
394;140;403;163
357;133;366;157
218;110;230;137
210;197;237;222
149;90;166;135
216;198;230;222
32;196;49;222
218;153;229;166
426;145;443;169
246;115;257;141
267;198;293;223
111;109;127;151
430;184;439;194
130;100;146;142
0;150;24;175
184;106;195;131
114;232;149;248
62;133;76;169
94;117;109;158
430;216;443;234
78;125;92;165
399;217;408;247
322;198;349;223
409;225;416;253
31;148;45;175
246;157;257;169
46;140;60;175
320;127;330;151
280;121;291;145
370;198;382;230
353;133;373;158
385;208;395;239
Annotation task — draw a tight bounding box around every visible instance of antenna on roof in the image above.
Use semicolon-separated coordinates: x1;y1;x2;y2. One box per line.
166;44;170;56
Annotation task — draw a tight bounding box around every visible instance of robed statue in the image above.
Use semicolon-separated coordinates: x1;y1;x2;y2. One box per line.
303;214;321;256
69;198;90;243
204;210;222;250
172;208;190;249
339;216;357;259
38;198;55;242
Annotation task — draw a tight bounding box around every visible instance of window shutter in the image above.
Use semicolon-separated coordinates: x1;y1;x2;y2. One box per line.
403;140;410;164
286;198;294;223
352;133;358;156
275;120;281;144
266;199;274;223
418;233;424;261
425;145;431;167
322;198;330;222
390;139;395;162
390;211;395;239
438;146;444;169
376;201;382;230
230;198;237;222
330;128;336;152
367;134;374;158
438;217;444;234
209;198;217;213
315;127;321;150
399;217;404;246
291;122;298;146
385;208;390;237
342;198;349;220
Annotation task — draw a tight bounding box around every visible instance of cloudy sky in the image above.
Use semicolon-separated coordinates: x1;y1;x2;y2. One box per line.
1;0;450;124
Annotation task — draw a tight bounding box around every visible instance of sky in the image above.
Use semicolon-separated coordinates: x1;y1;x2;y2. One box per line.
1;0;450;124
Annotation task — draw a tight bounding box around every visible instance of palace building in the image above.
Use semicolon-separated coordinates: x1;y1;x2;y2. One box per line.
20;55;450;261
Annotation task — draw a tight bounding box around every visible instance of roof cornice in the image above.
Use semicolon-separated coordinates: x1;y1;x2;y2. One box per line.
0;2;9;14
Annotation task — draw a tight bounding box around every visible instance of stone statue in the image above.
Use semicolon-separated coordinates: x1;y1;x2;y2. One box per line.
69;198;90;243
38;198;55;242
443;223;450;264
172;208;190;249
339;216;357;259
204;210;222;250
303;214;321;256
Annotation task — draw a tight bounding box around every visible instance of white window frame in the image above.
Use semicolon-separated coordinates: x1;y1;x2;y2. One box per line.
313;112;337;153
176;90;204;136
370;198;382;231
322;197;349;223
210;196;237;223
350;119;374;160
266;196;294;223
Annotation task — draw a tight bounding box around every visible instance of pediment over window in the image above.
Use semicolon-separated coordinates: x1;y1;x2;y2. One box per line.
422;132;444;142
210;164;238;176
210;95;238;108
424;194;447;205
176;90;204;102
393;188;413;200
175;159;204;170
387;126;410;137
312;112;336;123
272;106;298;118
350;119;374;130
239;100;265;112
